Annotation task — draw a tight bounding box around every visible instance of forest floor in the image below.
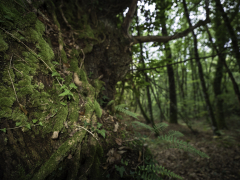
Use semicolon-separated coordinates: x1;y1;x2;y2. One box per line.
123;115;240;180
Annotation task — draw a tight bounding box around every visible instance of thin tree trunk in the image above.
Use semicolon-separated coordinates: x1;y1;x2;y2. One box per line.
183;0;219;135
160;2;178;123
215;0;240;70
136;15;154;126
205;24;240;110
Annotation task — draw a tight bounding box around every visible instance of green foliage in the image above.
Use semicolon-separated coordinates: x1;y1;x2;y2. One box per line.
115;104;139;120
115;165;125;178
127;121;210;179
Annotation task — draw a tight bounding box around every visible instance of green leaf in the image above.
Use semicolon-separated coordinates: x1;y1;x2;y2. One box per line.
0;128;6;133
0;20;5;23
52;71;60;77
39;122;43;126
60;84;67;89
97;129;106;138
97;122;102;129
16;122;22;127
4;15;13;21
59;89;71;97
69;83;77;90
102;95;109;100
60;102;67;106
115;165;125;178
32;119;38;123
52;61;59;65
26;123;31;129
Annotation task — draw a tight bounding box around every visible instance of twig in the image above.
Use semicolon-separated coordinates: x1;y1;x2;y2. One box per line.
79;49;85;70
12;66;23;76
14;53;29;65
14;0;30;12
77;125;98;141
8;70;19;104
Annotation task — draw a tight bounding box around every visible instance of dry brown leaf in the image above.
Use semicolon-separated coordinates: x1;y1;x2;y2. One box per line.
117;150;127;154
113;122;119;132
51;131;59;139
138;150;142;162
67;154;72;159
115;138;122;145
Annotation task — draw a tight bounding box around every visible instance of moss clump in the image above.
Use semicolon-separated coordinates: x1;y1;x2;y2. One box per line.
68;92;80;122
94;100;102;118
85;97;94;116
0;33;8;51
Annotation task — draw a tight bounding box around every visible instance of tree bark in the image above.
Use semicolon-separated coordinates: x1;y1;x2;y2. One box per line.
215;0;240;71
183;0;219;135
159;0;178;124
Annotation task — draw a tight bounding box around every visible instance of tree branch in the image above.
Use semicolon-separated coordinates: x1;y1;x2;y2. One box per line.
122;0;138;38
131;54;229;72
133;18;210;44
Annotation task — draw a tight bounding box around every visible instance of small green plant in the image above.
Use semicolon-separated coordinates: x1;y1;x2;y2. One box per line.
88;71;93;78
115;165;126;178
83;121;106;139
0;119;43;133
52;71;78;100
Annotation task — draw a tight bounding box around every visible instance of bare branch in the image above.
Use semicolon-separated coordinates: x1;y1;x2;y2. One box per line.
122;0;138;38
133;18;210;44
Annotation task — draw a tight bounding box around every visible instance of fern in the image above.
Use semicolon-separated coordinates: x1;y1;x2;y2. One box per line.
133;121;209;158
115;104;139;120
137;164;183;180
106;100;115;107
130;121;209;180
157;135;209;158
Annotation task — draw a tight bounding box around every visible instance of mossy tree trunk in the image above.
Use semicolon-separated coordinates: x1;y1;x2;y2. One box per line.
0;0;133;179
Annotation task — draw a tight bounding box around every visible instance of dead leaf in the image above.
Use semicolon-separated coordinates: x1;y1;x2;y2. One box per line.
64;121;68;128
113;122;119;132
115;138;122;145
67;154;72;159
19;103;28;116
51;131;59;139
138;150;142;162
117;150;127;154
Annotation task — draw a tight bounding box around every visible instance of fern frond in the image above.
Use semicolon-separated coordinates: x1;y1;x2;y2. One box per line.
157;135;209;158
138;164;183;180
132;121;153;131
153;123;169;133
106;100;115;106
167;130;184;138
115;105;139;119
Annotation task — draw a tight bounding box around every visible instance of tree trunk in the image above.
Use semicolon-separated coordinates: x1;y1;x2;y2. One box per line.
0;0;134;179
215;0;240;70
183;0;219;135
159;1;178;124
136;16;154;126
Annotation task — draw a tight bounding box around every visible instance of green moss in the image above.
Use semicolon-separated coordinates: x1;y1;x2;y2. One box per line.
69;57;79;72
0;33;9;51
52;105;68;131
68;92;80;122
94;100;102;118
79;69;88;82
32;130;86;180
85;97;94;116
12;108;28;122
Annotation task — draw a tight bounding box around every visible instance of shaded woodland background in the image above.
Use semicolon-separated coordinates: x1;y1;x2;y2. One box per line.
0;0;240;179
116;0;240;136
